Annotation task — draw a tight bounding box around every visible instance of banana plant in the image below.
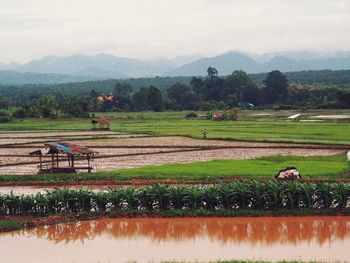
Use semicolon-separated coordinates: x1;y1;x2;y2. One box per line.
202;186;219;210
331;183;350;209
138;186;156;210
315;183;333;209
217;183;235;209
185;186;204;209
122;187;140;210
151;184;171;210
93;191;110;212
231;181;253;209
107;188;124;210
169;185;189;209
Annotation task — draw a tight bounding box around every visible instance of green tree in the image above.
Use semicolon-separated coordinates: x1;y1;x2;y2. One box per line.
147;86;163;112
207;67;218;79
263;70;288;104
167;83;199;110
113;83;133;110
132;87;149;111
226;70;257;104
35;96;58;118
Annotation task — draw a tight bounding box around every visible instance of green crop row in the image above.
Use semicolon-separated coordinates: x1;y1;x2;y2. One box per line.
1;181;349;215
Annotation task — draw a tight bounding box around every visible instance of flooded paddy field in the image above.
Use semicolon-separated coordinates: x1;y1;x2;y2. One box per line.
1;216;349;262
0;131;345;175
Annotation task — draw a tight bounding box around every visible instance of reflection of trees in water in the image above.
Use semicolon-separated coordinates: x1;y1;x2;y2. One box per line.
17;217;350;245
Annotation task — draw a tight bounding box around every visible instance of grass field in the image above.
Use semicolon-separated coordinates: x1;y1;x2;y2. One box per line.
0;154;348;182
97;154;350;180
0;110;350;145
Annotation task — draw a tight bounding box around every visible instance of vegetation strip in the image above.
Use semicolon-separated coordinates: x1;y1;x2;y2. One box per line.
1;181;349;217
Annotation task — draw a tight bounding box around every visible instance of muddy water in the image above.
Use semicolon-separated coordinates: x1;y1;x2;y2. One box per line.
1;217;350;263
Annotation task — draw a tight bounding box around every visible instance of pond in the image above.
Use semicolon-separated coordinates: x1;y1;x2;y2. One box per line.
0;216;349;262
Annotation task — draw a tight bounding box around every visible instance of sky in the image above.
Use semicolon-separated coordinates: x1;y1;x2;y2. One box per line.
0;0;350;63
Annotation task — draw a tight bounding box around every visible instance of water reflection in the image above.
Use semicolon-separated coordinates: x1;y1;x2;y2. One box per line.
10;216;350;246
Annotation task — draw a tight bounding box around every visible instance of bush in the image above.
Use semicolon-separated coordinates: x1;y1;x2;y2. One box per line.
185;112;198;118
0;116;12;123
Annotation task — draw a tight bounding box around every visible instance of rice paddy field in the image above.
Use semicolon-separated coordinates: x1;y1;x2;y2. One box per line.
0;110;349;180
1;110;350;263
0;109;350;145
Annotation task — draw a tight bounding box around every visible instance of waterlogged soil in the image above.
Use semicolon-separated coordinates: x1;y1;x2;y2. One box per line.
66;136;326;148
0;216;349;262
90;147;343;170
0;131;345;175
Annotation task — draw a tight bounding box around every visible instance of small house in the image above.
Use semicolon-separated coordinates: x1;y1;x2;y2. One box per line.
30;142;98;173
91;118;111;130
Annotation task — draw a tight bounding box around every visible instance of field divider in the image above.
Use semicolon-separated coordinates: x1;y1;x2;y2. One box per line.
0;135;151;148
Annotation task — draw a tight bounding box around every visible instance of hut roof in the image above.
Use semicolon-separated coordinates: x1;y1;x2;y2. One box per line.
95;118;110;125
30;142;97;156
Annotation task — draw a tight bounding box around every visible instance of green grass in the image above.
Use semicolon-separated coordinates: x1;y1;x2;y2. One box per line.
97;154;350;180
0;154;348;182
0;110;349;145
0;220;22;232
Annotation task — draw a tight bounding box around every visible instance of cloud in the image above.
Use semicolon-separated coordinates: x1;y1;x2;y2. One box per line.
0;0;349;62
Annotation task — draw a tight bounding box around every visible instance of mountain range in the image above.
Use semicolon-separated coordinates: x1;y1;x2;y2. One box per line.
1;51;350;85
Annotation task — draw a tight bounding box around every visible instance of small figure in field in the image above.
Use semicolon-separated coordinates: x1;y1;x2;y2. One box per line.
202;128;208;139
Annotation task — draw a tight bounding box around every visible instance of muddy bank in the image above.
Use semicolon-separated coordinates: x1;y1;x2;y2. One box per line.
1;209;349;232
2;176;350;190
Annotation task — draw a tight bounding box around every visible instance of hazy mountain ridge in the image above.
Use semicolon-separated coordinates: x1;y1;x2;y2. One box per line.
164;51;350;76
0;70;102;85
1;51;350;84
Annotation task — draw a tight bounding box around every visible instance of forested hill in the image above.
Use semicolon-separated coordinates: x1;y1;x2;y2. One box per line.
0;77;192;98
1;69;350;99
250;70;350;85
0;70;101;85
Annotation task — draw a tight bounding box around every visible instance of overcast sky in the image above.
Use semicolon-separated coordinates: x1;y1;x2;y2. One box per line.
1;0;350;63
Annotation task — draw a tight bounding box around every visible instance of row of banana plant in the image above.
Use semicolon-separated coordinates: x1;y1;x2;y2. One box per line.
0;181;349;215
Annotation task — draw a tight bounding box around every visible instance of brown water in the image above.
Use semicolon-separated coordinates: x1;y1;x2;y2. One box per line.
1;216;350;263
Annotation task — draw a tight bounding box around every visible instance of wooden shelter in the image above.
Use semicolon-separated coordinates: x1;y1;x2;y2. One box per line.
91;118;111;130
30;142;98;173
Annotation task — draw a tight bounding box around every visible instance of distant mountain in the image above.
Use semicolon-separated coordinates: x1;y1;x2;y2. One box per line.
164;51;350;76
164;52;260;76
1;53;182;80
2;51;350;85
0;70;101;85
16;54;150;77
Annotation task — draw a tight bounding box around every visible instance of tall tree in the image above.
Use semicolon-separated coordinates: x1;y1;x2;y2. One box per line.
147;86;163;112
226;70;256;103
132;87;149;111
207;67;218;79
263;70;288;104
113;83;133;110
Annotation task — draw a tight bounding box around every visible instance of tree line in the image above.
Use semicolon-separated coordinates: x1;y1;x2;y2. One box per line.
0;68;350;120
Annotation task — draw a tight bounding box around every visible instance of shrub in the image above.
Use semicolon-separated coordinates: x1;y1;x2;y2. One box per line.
0;181;349;216
0;116;12;123
185;112;198;118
